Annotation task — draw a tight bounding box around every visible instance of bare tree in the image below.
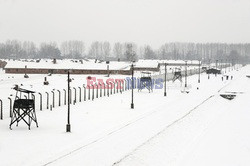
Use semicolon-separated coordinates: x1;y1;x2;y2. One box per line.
113;42;123;60
124;43;137;62
102;41;111;60
60;40;85;59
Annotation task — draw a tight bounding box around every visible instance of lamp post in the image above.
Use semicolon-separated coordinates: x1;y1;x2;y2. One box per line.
164;63;167;96
131;63;134;109
66;70;71;132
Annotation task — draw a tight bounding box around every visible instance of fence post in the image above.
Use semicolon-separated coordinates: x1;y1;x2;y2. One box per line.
103;83;106;97
73;87;76;104
45;92;49;109
110;82;112;95
120;80;122;93
78;87;81;102
83;85;86;101
69;89;72;104
88;85;90;100
107;83;109;97
57;90;61;106
100;83;102;97
38;93;42;111
51;91;55;108
96;83;98;98
124;79;127;91
122;79;125;92
128;79;130;90
63;89;66;105
114;81;116;94
32;94;35;100
8;97;12;118
116;81;119;93
0;99;3;119
92;85;94;100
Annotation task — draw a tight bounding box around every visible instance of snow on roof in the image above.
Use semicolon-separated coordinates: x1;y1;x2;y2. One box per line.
134;60;159;68
4;59;200;71
4;59;131;70
160;60;200;65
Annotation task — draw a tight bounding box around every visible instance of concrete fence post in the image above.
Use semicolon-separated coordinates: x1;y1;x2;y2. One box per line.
45;92;49;109
51;91;55;108
78;87;81;102
96;83;98;98
0;99;3;120
63;89;66;105
103;83;106;97
83;86;86;101
57;90;61;106
8;97;12;118
38;93;42;110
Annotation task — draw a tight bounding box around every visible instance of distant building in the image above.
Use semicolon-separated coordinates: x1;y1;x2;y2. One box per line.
206;68;221;74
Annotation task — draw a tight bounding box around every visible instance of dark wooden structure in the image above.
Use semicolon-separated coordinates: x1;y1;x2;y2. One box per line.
172;68;182;82
138;72;153;93
10;87;38;130
206;68;221;74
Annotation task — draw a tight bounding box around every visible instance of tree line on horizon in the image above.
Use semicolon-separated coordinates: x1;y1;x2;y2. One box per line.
0;40;250;63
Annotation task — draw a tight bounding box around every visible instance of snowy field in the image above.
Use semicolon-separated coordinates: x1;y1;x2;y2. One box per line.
0;65;249;166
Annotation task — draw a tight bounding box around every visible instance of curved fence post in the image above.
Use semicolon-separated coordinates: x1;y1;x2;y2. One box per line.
83;85;86;101
99;83;102;97
63;89;66;105
92;85;94;100
113;82;116;94
24;95;28;99
123;79;126;92
78;87;81;102
38;93;42;111
51;91;55;108
73;87;77;105
96;83;98;98
103;83;106;97
69;89;72;104
124;79;127;91
45;92;49;109
91;85;95;100
32;94;35;100
110;82;112;95
120;80;122;93
57;90;61;106
0;99;3;120
116;80;120;93
88;85;90;100
8;97;12;118
107;83;109;97
128;79;130;90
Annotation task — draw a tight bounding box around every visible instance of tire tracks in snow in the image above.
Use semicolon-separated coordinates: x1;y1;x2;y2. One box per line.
42;75;234;166
112;95;215;166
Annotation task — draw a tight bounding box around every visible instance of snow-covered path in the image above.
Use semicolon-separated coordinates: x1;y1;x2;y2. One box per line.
0;66;247;166
114;66;250;166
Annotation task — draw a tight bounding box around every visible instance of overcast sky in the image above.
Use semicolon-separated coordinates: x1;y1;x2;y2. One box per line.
0;0;249;48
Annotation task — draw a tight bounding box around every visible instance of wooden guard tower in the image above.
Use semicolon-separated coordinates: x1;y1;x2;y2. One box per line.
172;68;182;82
10;86;38;130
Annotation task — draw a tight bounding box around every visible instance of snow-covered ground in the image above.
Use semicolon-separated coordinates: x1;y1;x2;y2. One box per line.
0;65;248;166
